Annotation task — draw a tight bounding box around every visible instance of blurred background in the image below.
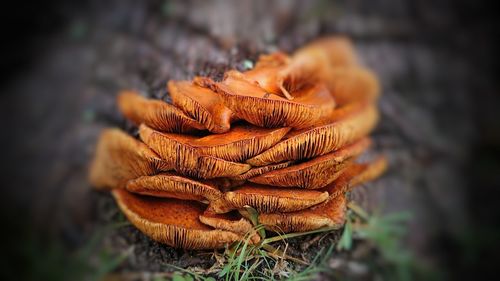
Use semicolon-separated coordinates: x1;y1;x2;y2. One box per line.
1;0;499;280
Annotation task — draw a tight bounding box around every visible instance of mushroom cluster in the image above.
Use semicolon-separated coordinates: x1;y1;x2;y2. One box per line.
89;37;387;249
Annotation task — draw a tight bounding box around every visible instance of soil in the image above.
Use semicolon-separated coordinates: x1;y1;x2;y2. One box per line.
2;0;499;280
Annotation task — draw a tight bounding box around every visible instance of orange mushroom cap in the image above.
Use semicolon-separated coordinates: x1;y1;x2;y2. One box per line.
139;124;251;179
222;183;329;213
252;156;388;233
125;172;223;203
89;128;171;189
249;138;371;189
113;190;244;249
247;103;379;166
117;90;205;133
168;80;233;133
195;73;336;129
139;123;289;162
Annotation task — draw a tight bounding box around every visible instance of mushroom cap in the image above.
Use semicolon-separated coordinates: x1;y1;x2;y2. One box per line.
139;124;251;179
192;125;291;162
249;138;371;189
321;156;388;198
168;80;233;133
188;155;252;179
278;37;358;96
242;52;290;97
250;156;387;233
125;172;222;202
89;128;171;189
326;67;380;106
112;190;243;249
294;36;358;68
222;183;329;213
195;73;336;129
230;161;294;182
117;90;205;133
139;123;289;162
247;103;379;166
199;210;257;238
253;194;347;233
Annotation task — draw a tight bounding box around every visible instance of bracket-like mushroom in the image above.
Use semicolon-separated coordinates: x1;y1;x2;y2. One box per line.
89;128;171;189
125;172;223;202
139;124;251;179
249;138;371;189
168;81;233;133
113;190;244;249
222;184;329;213
117;91;205;133
247;103;378;166
248;156;388;233
275;37;358;100
195;73;336;129
139;123;290;162
199;210;259;243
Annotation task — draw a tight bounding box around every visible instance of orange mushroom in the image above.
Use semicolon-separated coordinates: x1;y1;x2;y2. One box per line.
247;103;378;166
139;123;290;162
250;156;388;232
325;67;380;106
222;183;329;213
249;138;371;189
230;161;294;182
195;73;336;129
89;128;171;189
168;81;233;133
277;37;358;100
199;210;258;242
113;190;244;249
139;124;251;179
125;172;223;203
117;91;205;133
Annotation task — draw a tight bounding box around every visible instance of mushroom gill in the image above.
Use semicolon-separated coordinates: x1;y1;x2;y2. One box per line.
117;90;205;133
230;161;294;181
139;124;251;179
277;37;358;99
199;210;257;239
246;103;379;166
112;190;243;249
249;138;372;189
240;52;291;97
89;128;171;189
125;172;222;202
168;80;233;133
222;183;329;213
252;156;388;233
195;73;336;129
139;123;290;162
255;194;347;233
